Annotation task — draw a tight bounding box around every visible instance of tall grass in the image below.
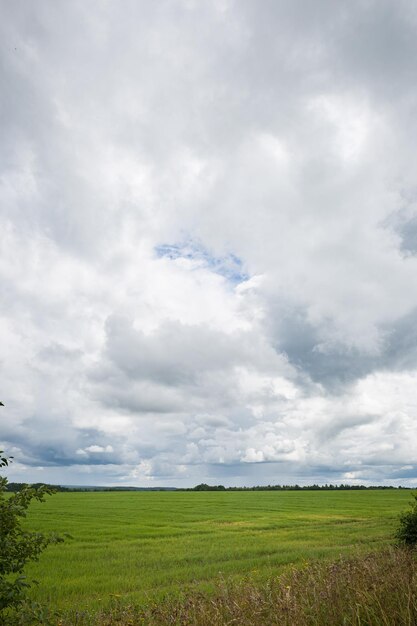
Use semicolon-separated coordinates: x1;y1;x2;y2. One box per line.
53;547;416;626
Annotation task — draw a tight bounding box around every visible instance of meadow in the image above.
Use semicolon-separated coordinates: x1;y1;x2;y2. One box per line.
24;489;412;613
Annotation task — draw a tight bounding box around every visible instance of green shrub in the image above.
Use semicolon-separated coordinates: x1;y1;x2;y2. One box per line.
396;493;417;546
0;450;63;622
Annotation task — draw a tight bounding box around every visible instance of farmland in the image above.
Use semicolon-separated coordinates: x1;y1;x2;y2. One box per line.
24;489;412;613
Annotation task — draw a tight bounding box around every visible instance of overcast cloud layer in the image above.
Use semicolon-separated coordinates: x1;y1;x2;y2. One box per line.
1;0;417;487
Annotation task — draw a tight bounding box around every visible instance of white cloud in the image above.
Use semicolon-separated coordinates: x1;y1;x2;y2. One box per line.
85;445;114;454
1;0;417;486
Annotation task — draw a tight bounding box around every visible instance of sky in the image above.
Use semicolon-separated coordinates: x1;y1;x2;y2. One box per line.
1;0;417;487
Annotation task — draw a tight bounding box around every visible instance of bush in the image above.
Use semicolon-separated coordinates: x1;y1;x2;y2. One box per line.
396;493;417;546
0;450;63;621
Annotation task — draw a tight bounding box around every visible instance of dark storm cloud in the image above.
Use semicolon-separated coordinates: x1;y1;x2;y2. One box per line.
268;304;417;389
280;303;417;388
271;308;373;388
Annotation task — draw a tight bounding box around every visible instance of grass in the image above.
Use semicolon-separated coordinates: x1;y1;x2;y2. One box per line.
23;489;411;614
83;547;416;626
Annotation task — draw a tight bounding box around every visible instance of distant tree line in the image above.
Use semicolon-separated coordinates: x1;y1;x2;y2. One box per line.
187;483;408;491
192;483;226;491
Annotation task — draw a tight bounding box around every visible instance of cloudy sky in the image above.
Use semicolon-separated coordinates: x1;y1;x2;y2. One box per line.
1;0;417;487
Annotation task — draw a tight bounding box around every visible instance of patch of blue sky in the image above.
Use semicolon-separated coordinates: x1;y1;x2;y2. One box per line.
155;240;249;284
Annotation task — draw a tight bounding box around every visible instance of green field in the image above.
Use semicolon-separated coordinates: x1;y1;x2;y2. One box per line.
24;490;412;611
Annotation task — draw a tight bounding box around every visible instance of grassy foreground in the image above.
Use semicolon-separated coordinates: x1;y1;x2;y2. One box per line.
53;547;416;626
23;489;411;613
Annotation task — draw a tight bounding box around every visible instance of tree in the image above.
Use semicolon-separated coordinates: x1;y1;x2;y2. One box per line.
0;406;63;619
396;493;417;546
